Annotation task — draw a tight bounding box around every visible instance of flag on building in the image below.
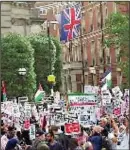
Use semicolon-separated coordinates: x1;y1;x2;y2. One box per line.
1;81;7;102
59;4;81;42
101;68;112;91
34;83;45;103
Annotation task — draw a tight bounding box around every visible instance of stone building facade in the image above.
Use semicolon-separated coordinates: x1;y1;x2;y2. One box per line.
1;2;45;36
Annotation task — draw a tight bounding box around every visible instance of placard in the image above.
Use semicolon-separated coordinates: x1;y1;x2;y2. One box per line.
101;90;112;105
68;94;97;126
24;103;31;118
68;94;97;114
29;124;35;140
64;122;80;135
84;85;99;94
13;103;20;117
112;86;123;98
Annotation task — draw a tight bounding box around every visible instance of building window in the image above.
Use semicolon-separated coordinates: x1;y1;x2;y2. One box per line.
91;40;96;65
105;7;108;18
105;47;111;64
85;75;88;84
97;39;103;64
53;24;56;30
114;2;117;13
83;42;87;60
78;45;82;62
116;48;121;63
77;83;82;92
88;9;93;32
39;8;47;15
76;74;81;82
97;9;101;29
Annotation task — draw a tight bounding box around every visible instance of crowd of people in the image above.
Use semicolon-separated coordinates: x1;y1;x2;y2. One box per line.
1;113;129;150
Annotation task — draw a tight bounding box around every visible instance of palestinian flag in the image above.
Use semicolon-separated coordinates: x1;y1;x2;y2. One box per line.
1;81;7;102
101;68;112;91
34;83;45;103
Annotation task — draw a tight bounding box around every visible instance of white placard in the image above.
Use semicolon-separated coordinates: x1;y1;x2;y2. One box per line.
101;90;112;105
13;103;20;117
54;91;60;104
68;94;97;126
112;86;123;98
84;85;99;94
24;103;31;118
29;124;35;140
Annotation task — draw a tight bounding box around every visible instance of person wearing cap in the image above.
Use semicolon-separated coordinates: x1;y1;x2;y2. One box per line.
32;129;46;150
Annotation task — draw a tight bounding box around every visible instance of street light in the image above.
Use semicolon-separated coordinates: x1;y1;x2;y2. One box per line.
46;20;59;97
89;67;96;86
18;68;27;96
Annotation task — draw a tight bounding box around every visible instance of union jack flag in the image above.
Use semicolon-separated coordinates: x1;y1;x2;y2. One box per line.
60;5;81;42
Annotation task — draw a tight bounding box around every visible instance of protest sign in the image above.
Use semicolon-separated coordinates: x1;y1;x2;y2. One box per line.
29;124;35;140
68;94;97;126
64;122;80;135
84;85;99;94
54;113;65;125
54;91;60;104
24;103;31;118
13;103;20;117
112;86;123;98
101;90;112;105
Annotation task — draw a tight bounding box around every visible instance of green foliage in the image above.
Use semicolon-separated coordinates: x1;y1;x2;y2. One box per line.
1;33;36;99
28;33;62;94
105;12;129;88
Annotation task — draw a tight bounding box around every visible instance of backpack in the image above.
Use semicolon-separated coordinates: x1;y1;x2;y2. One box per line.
102;136;112;150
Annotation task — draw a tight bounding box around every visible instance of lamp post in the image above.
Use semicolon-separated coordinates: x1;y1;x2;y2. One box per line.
18;68;27;96
89;67;96;86
46;20;58;96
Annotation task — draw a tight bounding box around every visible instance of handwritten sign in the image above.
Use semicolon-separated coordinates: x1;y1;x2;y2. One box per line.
64;122;80;135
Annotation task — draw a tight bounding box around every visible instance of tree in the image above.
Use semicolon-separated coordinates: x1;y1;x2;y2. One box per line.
105;12;129;88
1;33;36;99
28;33;62;94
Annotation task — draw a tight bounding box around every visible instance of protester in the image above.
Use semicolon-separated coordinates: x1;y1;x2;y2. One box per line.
32;129;46;150
46;130;64;150
88;126;102;150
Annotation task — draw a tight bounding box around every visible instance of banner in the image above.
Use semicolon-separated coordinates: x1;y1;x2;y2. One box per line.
68;94;97;126
68;94;97;112
64;122;80;135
